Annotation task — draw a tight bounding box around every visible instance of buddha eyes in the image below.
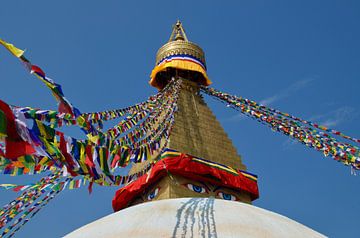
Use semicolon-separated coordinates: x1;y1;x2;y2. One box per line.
185;183;208;194
182;183;238;201
217;192;237;201
147;187;160;200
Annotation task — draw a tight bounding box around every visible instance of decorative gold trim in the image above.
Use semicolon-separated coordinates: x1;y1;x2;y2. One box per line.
155;40;206;66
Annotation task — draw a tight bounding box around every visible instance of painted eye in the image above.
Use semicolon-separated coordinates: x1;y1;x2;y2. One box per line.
186;184;207;194
217;192;237;201
147;187;160;200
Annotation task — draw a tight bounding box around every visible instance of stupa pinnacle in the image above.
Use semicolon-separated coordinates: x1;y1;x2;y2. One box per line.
150;20;211;89
168;20;188;41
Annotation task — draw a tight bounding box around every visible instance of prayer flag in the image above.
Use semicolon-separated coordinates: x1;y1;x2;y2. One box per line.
0;110;6;137
5;139;35;159
30;65;46;78
0;38;24;57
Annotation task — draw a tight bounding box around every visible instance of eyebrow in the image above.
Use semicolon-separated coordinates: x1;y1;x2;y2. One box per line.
199;181;211;191
213;186;225;192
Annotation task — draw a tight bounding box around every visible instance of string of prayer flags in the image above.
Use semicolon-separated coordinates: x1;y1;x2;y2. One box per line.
0;184;33;192
6;188;62;238
0;79;181;186
0;175;70;237
0;172;63;229
0;38;79;117
223;90;360;145
201;86;360;170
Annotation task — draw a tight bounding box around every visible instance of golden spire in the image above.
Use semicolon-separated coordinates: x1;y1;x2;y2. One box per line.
149;20;212;89
155;20;205;66
168;20;188;42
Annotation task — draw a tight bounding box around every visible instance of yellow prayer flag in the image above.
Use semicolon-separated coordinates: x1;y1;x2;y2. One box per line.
80;143;86;162
69;180;75;189
79;144;89;173
0;38;24;57
35;121;47;137
39;156;50;165
87;134;99;144
76;116;86;125
0;184;16;187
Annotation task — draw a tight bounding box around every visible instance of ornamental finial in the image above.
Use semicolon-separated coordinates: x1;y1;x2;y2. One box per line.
168;20;188;42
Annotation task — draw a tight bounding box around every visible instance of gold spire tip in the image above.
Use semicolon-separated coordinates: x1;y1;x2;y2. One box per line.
168;20;188;42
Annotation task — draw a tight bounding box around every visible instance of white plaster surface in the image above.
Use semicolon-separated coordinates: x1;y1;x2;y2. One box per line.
64;198;326;238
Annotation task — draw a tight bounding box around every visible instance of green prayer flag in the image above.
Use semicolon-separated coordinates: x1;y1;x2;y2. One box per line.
0;110;7;136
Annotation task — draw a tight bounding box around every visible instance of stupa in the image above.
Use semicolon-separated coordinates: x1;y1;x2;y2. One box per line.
64;21;325;238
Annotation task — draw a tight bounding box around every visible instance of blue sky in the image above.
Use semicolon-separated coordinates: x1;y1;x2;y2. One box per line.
0;1;359;237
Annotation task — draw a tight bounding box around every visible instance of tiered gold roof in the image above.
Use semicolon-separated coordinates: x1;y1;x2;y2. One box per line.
150;20;211;89
155;20;206;66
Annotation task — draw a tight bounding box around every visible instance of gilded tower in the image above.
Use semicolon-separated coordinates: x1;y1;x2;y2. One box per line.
123;21;255;207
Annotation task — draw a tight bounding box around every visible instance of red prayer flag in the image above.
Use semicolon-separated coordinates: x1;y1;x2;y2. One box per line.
85;145;95;168
0;100;21;140
111;153;121;169
59;134;77;177
30;65;46;78
88;181;93;194
5;139;35;159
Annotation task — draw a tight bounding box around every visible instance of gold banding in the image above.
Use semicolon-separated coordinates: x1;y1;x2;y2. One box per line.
155;40;206;67
150;20;211;89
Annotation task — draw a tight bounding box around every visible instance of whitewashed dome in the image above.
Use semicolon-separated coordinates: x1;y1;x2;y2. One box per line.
65;198;325;238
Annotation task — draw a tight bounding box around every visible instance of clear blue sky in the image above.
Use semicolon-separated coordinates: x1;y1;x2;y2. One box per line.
1;1;359;237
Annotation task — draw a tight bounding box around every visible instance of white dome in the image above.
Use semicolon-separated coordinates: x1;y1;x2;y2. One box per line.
65;198;325;238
